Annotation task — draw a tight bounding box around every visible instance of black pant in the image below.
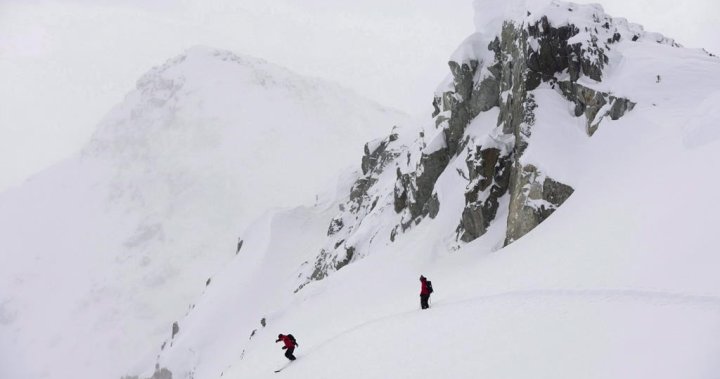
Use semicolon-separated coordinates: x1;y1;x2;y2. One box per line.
284;346;296;360
420;294;430;309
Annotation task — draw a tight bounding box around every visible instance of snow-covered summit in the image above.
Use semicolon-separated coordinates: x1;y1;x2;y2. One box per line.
0;46;406;379
88;44;398;160
79;45;406;227
473;0;678;44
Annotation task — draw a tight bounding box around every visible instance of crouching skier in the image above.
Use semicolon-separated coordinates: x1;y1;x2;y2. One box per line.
276;333;298;361
419;275;434;309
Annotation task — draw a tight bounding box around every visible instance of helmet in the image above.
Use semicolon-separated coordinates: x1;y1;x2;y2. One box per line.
278;334;283;339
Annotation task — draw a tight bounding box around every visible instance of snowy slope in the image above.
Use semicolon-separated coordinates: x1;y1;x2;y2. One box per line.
0;46;406;379
143;2;720;379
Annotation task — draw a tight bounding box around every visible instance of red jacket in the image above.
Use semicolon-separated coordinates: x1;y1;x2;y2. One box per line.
420;278;430;295
277;335;296;348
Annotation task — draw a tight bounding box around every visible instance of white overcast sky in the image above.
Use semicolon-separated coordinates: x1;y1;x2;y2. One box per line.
0;0;718;192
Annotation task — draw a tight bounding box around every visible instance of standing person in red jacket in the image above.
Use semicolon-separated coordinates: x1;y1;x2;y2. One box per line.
275;333;298;361
419;275;433;309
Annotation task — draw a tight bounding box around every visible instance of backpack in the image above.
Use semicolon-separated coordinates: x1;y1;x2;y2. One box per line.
287;334;298;346
426;281;434;294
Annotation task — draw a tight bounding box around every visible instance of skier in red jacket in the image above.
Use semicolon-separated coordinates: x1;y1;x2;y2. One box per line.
275;334;298;361
420;275;433;309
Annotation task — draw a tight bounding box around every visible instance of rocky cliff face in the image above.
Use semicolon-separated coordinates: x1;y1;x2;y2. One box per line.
303;1;676;284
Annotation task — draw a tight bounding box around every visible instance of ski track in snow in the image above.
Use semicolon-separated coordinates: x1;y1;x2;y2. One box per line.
235;286;720;378
296;287;720;356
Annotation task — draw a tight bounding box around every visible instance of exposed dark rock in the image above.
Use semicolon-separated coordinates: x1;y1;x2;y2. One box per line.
527;15;612;83
458;145;513;242
350;177;377;205
543;176;574;206
124;368;173;379
412;148;450;216
471;76;501;112
457;20;584;245
505;165;574;245
527;16;581;82
309;245;355;281
171;322;179;339
309;249;332;281
149;368;172;379
393;146;450;227
459;204;486;242
361;140;387;175
336;246;355;270
361;134;400;175
304;129;407;282
327;217;344;236
441;58;501;154
393;169;410;213
260;317;266;327
427;192;440;219
448;60;479;101
395;58;489;222
432;98;441;118
558;81;635;136
370;196;379;211
607;96;635;120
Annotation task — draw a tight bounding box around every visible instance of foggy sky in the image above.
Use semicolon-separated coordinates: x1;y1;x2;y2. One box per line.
0;0;717;192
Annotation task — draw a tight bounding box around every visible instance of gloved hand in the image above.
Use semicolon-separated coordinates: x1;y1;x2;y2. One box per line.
282;346;287;350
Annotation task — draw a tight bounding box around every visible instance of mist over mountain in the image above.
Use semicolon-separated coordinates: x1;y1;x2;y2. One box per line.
0;46;406;379
3;1;720;379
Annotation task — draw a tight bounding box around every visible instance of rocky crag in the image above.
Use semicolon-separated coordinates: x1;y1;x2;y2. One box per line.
303;1;678;284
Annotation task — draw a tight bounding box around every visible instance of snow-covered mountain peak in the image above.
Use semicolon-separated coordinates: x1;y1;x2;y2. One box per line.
135;45;315;96
87;45;398;160
474;0;676;46
0;46;406;379
81;45;406;220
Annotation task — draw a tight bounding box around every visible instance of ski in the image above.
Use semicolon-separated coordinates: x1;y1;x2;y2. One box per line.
274;360;294;373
